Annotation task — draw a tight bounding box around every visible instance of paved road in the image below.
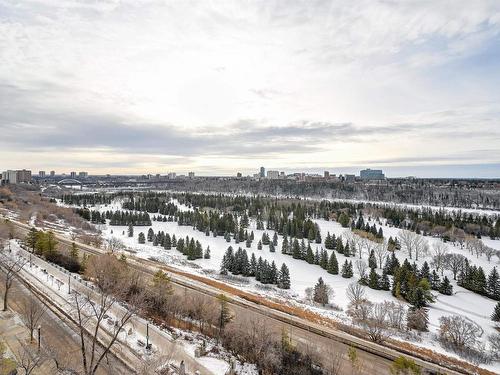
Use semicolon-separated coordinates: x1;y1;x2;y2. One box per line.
0;268;133;375
14;244;216;375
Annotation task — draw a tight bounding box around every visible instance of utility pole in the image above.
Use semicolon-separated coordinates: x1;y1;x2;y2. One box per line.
37;325;41;352
68;274;71;294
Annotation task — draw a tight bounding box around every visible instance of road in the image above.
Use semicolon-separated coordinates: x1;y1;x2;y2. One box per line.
6;216;473;375
0;267;133;375
12;245;216;375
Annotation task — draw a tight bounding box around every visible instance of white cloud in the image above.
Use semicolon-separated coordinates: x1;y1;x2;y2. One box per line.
0;0;499;175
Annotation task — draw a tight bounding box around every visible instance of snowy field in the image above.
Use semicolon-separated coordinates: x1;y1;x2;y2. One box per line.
61;197;500;372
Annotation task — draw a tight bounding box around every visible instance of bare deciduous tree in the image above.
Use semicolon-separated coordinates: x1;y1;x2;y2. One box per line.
438;315;481;351
106;237;125;253
0;248;27;311
397;230;428;261
444;253;466;280
346;282;366;311
354;260;368;279
19;292;46;342
483;246;496;262
431;242;449;275
374;241;389;269
16;341;49;375
73;253;146;375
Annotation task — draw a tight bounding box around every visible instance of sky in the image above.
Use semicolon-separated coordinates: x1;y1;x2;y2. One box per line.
1;0;500;178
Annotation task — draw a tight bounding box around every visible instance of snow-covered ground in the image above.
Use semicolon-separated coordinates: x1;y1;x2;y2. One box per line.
60;197;500;372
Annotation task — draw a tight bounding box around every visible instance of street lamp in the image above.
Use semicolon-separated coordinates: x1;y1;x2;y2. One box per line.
146;323;150;350
37;325;41;352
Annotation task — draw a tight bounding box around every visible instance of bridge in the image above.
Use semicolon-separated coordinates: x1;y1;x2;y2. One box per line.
57;178;83;188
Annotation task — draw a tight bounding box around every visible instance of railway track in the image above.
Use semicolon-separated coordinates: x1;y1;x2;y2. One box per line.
6;217;472;375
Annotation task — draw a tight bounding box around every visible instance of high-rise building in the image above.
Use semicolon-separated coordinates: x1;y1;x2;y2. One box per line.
79;171;88;178
260;166;265;178
360;169;385;180
267;170;280;179
50;171;55;177
188;172;195;178
39;171;46;178
70;171;77;178
1;169;32;184
167;172;176;179
324;171;330;179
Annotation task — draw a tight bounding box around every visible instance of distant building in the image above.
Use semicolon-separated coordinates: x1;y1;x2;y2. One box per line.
360;169;385;180
188;172;195;178
324;171;330;179
78;171;88;178
267;170;280;179
39;171;46;178
70;171;77;178
50;171;55;177
344;174;355;182
236;172;242;178
260;166;265;178
167;172;176;179
1;169;32;184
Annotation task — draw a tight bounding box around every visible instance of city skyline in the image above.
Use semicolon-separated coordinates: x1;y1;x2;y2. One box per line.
1;1;500;177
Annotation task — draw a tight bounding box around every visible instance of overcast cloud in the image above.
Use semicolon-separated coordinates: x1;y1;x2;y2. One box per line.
1;0;500;177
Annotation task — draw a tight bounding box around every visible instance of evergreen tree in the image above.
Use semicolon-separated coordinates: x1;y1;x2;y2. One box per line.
70;242;79;260
313;277;329;305
128;224;134;237
315;230;322;244
339;212;350;227
25;227;38;253
138;232;145;244
245;238;251;248
344;243;351;257
336;237;344;254
305;245;315;264
270;261;278;284
257;240;263;250
325;232;333;249
273;232;278;246
492;302;500;322
147;228;154;242
164;233;172;250
292;239;301;259
341;260;353;278
368;249;377;269
172;234;177;247
368;268;380;289
420;261;430;281
407;307;429;332
204;246;211;259
439;276;453;295
474;267;487;295
277;263;291;289
487;267;500;300
430;270;441;290
379;270;391;291
269;242;275;252
320;249;328;269
282;235;289;254
249;253;257;276
327;251;339;275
